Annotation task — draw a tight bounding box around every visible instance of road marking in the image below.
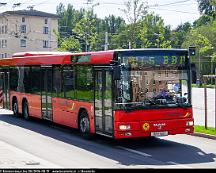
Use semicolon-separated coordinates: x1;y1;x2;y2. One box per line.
117;146;151;157
118;146;192;168
166;161;192;168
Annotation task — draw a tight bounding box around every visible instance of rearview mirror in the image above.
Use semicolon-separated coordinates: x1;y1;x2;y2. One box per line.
113;65;121;80
109;65;121;80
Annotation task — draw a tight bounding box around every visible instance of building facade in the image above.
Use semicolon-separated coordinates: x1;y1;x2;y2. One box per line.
0;9;59;58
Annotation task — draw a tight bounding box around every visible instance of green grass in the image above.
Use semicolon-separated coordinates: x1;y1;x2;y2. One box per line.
191;84;215;88
194;125;216;136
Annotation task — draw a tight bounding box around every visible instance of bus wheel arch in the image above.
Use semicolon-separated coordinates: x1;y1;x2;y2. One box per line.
78;108;91;138
22;98;29;120
12;96;19;116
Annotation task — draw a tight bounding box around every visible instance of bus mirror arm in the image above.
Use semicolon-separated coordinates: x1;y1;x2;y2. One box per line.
109;65;121;80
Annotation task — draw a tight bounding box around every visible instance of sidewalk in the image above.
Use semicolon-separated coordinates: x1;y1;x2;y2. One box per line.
0;140;61;168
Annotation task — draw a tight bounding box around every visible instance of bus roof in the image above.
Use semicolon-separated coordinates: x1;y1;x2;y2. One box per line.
0;51;115;66
12;51;72;57
0;48;188;67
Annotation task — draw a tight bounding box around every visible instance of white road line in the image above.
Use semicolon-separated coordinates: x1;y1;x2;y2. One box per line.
117;146;151;157
118;146;192;168
166;161;192;168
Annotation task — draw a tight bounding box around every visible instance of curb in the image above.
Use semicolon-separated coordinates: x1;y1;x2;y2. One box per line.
189;132;216;140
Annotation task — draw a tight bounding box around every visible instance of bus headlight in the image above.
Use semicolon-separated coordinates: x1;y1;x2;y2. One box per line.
119;125;131;130
186;121;193;126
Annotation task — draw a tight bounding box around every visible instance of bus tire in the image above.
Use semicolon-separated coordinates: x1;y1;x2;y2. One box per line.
79;110;91;139
23;100;30;120
12;98;19;116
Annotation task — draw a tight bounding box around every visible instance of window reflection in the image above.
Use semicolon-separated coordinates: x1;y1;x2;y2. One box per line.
115;67;190;109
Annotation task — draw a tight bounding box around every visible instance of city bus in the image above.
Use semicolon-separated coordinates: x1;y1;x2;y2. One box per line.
0;48;194;139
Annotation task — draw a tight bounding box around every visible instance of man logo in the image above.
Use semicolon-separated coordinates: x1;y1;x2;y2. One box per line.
153;123;166;130
143;123;150;131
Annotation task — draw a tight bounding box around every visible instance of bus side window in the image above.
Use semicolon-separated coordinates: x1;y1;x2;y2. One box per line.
10;67;19;92
63;65;75;99
53;66;63;98
75;65;93;101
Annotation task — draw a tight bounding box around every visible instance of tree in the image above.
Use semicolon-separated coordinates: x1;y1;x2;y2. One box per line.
58;37;81;52
182;29;212;57
197;0;216;18
139;13;172;48
172;22;192;48
120;0;148;48
182;29;213;77
94;15;126;50
73;10;98;52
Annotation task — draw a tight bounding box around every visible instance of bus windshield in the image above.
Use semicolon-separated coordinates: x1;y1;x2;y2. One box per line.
114;52;191;110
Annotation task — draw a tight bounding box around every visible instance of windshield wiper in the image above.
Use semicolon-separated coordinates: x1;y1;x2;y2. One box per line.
124;104;146;112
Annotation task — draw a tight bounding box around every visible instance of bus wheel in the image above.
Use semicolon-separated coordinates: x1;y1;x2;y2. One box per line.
23;101;29;120
79;111;91;139
12;99;19;116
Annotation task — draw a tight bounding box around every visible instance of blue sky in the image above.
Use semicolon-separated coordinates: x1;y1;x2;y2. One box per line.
0;0;200;29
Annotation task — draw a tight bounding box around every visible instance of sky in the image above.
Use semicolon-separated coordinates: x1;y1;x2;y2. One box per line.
0;0;201;29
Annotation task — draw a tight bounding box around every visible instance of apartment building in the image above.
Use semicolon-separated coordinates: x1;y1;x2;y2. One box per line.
0;9;59;58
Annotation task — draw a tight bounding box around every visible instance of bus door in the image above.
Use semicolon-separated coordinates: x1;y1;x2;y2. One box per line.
94;68;113;137
41;66;53;121
0;71;10;109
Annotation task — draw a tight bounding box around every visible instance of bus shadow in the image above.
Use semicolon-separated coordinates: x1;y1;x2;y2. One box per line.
0;113;215;167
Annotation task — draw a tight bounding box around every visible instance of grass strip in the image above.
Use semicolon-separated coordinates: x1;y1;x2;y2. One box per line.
194;125;216;136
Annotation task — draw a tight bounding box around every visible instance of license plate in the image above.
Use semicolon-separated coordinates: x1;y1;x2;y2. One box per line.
151;131;168;137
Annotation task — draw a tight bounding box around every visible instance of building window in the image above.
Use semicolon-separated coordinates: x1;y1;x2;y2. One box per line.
2;40;7;48
20;39;27;47
45;18;48;24
43;40;49;48
5;25;7;34
43;26;49;34
20;25;27;33
2;26;4;34
22;17;25;23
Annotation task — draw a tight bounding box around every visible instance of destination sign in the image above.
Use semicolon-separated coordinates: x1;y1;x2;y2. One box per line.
122;56;185;68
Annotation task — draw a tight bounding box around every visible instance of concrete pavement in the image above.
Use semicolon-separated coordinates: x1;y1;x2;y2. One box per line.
0;140;61;168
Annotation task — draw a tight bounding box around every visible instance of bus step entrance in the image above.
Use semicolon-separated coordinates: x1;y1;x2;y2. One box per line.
42;110;52;121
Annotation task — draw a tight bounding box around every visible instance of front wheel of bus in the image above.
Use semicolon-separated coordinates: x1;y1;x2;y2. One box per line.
79;111;91;139
23;101;29;120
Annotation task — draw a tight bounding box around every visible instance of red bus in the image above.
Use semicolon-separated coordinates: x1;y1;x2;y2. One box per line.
0;49;194;139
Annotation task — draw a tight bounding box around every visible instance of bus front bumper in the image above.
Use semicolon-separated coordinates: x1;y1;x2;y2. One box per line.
114;118;194;139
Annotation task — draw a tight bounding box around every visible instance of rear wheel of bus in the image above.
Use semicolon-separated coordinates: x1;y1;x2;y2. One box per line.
79;110;91;139
22;100;30;120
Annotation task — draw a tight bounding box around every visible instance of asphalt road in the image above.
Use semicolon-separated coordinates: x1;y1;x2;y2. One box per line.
0;109;216;168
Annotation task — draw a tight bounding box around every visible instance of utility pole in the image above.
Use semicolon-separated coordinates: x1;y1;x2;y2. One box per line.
104;32;109;51
128;42;131;49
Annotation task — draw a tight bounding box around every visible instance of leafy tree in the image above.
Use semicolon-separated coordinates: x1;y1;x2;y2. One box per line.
73;10;98;51
182;29;212;57
58;37;81;52
95;15;126;50
139;13;171;48
172;22;192;48
120;0;148;48
182;29;213;76
197;0;216;18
